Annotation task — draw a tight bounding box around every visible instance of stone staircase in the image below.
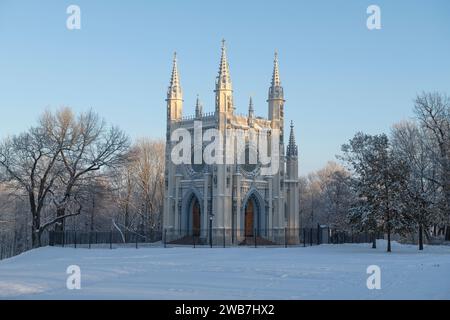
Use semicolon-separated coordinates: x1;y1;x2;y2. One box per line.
168;236;204;245
239;236;277;246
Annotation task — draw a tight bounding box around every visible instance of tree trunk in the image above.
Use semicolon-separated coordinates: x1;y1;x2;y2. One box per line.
54;207;66;232
31;229;41;248
387;228;391;252
445;225;450;241
418;224;424;250
372;232;376;249
90;195;95;232
31;210;41;248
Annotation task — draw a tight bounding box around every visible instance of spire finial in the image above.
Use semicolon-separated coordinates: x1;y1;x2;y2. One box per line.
248;96;255;122
195;94;203;118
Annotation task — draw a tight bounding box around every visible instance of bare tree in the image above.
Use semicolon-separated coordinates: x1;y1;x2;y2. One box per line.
391;121;442;249
414;92;450;239
111;138;165;234
0;125;63;247
0;108;130;247
298;162;354;230
132;138;165;232
43;108;130;232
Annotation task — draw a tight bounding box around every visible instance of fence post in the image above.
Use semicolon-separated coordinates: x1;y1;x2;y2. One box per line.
223;228;226;248
74;231;77;249
136;234;139;249
285;227;288;248
328;227;331;244
309;228;313;246
164;229;167;248
317;224;320;245
88;232;91;249
303;229;306;247
254;228;257;248
62;232;65;248
210;227;213;248
110;231;113;249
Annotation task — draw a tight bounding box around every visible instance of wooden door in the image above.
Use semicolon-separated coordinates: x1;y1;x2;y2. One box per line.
192;199;200;237
245;200;254;237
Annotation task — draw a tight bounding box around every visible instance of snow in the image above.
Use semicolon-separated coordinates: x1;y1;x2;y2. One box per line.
1;240;449;300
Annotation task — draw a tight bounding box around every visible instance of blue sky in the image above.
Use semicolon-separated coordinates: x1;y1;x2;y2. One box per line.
0;0;449;175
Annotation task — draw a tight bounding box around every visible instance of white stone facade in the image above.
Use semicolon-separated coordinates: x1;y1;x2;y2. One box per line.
163;42;299;245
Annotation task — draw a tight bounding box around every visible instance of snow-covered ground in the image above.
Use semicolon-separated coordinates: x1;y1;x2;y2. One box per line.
0;241;449;300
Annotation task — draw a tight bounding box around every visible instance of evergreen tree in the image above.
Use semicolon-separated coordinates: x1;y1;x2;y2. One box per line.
340;133;409;252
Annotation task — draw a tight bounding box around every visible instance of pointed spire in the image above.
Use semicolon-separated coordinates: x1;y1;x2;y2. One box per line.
271;50;281;87
248;96;254;118
268;50;283;100
167;52;182;100
287;121;298;157
170;52;180;88
195;94;203;118
216;39;232;90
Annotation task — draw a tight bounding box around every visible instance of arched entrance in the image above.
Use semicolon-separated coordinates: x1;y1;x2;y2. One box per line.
245;198;256;237
192;198;201;237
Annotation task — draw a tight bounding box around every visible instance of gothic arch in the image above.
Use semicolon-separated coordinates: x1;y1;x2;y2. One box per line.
241;189;267;236
181;188;204;235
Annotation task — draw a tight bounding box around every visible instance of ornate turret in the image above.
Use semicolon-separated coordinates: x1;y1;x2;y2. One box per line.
195;95;203;118
166;52;183;121
215;40;234;114
216;39;232;91
248;96;255;126
268;51;284;101
248;96;254;118
287;121;298;157
268;51;284;122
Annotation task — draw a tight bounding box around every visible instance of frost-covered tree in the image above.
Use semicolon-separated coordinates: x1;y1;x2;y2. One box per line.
111;138;165;234
340;133;409;252
317;162;354;229
413;92;450;240
0;108;130;247
391;121;442;249
299;162;354;230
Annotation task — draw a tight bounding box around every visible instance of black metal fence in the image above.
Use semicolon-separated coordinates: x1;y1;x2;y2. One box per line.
0;231;50;261
163;226;378;248
47;226;379;249
48;230;162;249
